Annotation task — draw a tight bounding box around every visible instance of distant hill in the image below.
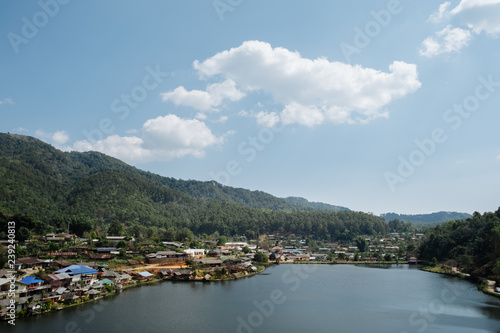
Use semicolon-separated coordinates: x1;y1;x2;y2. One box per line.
0;133;387;241
380;211;472;224
283;196;349;211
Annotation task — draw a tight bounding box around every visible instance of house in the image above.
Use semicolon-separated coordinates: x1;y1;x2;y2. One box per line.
134;271;154;281
100;269;121;282
0;278;27;299
15;257;43;270
224;242;248;250
55;265;98;286
43;273;72;289
19;276;44;290
61;292;79;304
183;249;205;259
98;278;114;286
162;242;184;248
55;265;98;277
47;252;78;258
146;251;186;264
117;273;132;284
171;269;193;280
96;247;117;253
194;259;223;267
106;236;126;243
51;260;72;269
409;257;418;265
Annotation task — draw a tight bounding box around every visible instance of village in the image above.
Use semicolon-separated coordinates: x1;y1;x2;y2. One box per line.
0;232;423;320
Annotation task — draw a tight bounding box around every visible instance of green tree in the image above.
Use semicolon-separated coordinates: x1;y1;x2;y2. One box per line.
254;251;268;263
217;236;227;246
108;220;124;236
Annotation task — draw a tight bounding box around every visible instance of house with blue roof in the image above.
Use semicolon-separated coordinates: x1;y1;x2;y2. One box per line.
19;276;44;290
54;265;98;276
54;265;98;286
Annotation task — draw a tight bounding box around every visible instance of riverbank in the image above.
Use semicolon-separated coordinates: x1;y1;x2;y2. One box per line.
421;265;500;299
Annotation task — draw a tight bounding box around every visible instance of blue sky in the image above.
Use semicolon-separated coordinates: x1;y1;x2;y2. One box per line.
1;0;499;215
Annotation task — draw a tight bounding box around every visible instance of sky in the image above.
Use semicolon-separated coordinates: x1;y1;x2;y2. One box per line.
1;0;499;215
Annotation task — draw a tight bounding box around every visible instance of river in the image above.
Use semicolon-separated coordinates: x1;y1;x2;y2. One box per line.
5;264;500;333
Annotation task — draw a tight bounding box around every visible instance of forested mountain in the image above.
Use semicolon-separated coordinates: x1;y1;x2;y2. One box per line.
283;196;349;211
418;209;500;283
0;133;387;241
381;211;472;224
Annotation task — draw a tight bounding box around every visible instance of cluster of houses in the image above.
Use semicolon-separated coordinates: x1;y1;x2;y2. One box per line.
0;257;207;319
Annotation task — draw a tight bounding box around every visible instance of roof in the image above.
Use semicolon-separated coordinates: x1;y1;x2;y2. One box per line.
137;271;154;278
17;257;41;265
19;276;44;285
55;265;98;276
99;278;114;285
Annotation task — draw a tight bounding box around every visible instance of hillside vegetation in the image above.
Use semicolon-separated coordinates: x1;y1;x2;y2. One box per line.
0;133;387;241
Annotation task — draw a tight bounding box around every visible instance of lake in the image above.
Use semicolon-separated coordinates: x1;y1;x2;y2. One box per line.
5;264;500;333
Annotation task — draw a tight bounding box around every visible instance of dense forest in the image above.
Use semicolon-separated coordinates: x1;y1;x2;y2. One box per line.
0;133;387;241
381;211;472;224
418;209;500;283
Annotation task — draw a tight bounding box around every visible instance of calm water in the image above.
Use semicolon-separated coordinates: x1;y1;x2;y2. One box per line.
6;264;500;333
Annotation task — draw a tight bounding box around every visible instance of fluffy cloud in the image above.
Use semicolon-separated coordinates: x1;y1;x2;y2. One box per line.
451;0;500;35
161;79;245;112
428;2;451;23
255;111;280;128
192;41;420;126
419;25;472;57
35;130;70;146
73;114;224;163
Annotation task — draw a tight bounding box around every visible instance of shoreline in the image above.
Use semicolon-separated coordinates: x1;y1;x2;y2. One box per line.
1;265;267;322
420;266;500;299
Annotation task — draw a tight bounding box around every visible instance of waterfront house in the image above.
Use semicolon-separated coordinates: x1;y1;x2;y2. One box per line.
55;265;99;286
409;257;418;265
43;273;72;289
134;271;154;281
171;269;193;280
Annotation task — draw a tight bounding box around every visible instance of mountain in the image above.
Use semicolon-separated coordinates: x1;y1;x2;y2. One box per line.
0;133;387;240
283;196;349;211
380;211;472;224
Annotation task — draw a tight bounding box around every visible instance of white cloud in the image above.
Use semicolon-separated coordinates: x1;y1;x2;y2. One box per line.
192;41;420;127
419;25;472;57
428;2;451;23
35;129;70;146
0;98;14;106
161;79;245;112
13;127;28;133
214;116;228;123
450;0;500;35
72;114;224;163
255;111;280;128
